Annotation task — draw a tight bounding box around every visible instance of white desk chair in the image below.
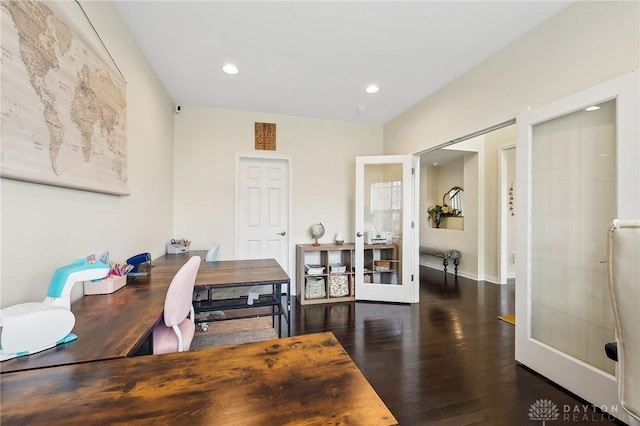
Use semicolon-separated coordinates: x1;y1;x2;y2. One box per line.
205;243;220;262
607;219;640;422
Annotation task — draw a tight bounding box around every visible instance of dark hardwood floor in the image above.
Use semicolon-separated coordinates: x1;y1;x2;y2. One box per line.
290;266;623;425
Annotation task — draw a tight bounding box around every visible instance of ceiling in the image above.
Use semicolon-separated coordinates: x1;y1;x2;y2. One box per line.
114;1;572;124
421;146;476;166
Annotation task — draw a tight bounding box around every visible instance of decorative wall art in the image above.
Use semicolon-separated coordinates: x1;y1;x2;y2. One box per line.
508;182;515;216
1;1;128;195
254;122;276;151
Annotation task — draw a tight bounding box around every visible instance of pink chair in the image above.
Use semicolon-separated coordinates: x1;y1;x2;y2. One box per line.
153;256;201;354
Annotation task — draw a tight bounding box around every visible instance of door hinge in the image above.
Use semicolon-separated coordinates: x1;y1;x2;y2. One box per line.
411;167;415;175
411;274;414;281
411;221;414;228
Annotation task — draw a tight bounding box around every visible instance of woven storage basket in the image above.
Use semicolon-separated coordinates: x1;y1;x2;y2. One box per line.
328;274;349;297
305;276;326;299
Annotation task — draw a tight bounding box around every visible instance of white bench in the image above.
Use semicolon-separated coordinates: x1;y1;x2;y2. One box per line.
420;247;461;277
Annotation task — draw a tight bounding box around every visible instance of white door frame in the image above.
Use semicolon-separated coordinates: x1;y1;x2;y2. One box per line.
235;153;293;276
515;71;639;420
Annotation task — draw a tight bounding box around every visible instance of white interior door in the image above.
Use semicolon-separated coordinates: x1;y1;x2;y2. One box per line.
237;156;290;274
355;155;418;303
515;72;639;422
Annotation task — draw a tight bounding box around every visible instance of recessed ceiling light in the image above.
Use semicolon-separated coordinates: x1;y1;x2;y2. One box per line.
365;84;379;94
222;64;239;75
584;105;600;111
357;106;367;113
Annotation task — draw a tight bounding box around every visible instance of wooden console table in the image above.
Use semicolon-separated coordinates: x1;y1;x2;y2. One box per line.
0;332;397;425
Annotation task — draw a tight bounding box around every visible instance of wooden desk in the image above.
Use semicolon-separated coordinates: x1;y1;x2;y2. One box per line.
1;254;290;373
152;251;278;274
0;273;172;374
156;252;291;336
0;332;397;425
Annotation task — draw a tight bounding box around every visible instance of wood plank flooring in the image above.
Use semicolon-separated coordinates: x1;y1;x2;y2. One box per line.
290;267;623;425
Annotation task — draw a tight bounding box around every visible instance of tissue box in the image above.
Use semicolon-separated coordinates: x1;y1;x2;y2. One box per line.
83;275;126;295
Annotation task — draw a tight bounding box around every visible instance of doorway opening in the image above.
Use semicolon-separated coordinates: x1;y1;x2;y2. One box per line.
417;121;516;284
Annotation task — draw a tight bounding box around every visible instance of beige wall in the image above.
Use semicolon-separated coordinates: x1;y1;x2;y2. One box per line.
384;1;640;155
172;106;383;285
0;1;175;307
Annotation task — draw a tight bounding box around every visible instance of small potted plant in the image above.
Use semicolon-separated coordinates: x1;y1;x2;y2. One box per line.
428;204;461;228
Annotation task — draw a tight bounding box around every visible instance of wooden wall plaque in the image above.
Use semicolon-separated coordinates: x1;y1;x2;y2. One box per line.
255;122;276;151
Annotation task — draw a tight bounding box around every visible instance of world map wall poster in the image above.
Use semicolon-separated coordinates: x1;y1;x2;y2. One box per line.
1;0;129;195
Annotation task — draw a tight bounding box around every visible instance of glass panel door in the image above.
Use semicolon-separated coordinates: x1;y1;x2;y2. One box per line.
355;155;417;303
515;72;639;422
530;99;616;375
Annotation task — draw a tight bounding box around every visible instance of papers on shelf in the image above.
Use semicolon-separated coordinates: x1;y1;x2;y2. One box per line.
305;264;325;275
247;292;259;305
330;264;346;274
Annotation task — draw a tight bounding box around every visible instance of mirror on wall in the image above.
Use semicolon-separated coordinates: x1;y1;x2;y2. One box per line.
443;186;463;216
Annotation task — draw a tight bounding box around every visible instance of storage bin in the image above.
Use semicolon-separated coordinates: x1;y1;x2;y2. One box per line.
83;275;126;295
374;260;391;271
305;276;326;299
166;244;189;254
328;274;349;297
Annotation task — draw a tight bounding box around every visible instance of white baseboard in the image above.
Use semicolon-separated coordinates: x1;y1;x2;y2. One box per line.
419;262;476;281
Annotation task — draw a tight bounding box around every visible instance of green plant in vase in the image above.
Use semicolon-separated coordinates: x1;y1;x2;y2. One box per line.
428;204;461;228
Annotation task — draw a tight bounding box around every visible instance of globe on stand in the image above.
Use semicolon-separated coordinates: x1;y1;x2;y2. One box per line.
310;223;325;246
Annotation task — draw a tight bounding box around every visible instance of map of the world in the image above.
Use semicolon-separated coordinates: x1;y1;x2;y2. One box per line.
1;0;128;195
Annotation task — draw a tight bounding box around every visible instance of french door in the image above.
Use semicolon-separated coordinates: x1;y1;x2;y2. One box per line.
354;155;418;303
515;72;639;421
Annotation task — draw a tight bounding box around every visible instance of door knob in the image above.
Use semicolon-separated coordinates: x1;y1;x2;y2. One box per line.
356;232;363;237
278;231;286;236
